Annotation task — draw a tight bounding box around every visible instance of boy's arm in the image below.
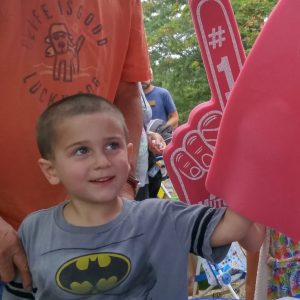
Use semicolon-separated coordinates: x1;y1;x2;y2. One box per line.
210;208;265;252
239;223;266;252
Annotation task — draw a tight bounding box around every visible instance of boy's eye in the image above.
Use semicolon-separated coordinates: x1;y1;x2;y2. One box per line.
106;142;120;151
74;146;89;156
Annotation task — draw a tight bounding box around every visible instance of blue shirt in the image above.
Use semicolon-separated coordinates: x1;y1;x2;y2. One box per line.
145;86;177;122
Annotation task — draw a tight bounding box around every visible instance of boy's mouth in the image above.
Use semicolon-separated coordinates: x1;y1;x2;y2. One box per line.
90;176;114;183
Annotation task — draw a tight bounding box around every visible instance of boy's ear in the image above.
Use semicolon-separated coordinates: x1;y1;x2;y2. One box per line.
127;143;134;171
38;158;60;185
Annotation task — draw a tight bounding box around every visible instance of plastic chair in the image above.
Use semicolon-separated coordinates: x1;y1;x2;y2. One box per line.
193;242;246;299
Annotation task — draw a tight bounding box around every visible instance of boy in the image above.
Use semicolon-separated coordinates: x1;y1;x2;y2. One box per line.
3;94;264;299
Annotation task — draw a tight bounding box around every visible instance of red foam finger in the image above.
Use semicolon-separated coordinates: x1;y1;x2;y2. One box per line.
206;0;300;240
164;0;245;207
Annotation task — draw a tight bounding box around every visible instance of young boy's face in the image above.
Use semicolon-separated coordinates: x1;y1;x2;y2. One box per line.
39;112;132;205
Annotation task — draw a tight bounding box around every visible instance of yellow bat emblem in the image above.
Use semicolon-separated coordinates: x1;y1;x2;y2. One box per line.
56;253;131;295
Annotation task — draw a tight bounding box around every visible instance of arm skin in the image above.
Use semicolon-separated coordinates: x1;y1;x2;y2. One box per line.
211;209;263;300
0;217;32;290
210;208;266;253
167;111;179;129
246;251;260;300
114;81;143;199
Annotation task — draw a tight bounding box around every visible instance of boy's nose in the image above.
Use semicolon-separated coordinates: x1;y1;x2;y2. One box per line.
93;152;111;168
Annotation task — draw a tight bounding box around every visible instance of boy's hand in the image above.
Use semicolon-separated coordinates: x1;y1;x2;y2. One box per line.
0;218;32;290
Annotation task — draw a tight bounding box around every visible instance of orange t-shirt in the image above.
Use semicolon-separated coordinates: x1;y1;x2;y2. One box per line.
0;0;150;229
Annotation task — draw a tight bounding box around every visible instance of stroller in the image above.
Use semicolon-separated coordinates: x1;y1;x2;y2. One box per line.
147;119;174;198
147;119;173;145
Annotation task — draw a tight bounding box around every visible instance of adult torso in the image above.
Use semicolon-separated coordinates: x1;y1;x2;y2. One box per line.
0;0;148;228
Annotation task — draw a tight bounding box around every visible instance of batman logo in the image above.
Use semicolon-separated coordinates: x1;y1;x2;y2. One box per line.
56;253;131;295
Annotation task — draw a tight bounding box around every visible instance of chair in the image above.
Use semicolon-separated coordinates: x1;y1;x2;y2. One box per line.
192;242;246;299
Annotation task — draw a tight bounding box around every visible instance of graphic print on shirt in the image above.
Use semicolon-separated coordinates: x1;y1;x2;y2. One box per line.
22;1;108;105
56;253;131;295
44;23;85;82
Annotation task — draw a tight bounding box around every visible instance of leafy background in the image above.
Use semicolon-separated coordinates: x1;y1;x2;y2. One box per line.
142;0;277;123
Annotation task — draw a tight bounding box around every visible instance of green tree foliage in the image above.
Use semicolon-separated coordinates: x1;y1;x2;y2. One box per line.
232;0;277;54
143;0;277;123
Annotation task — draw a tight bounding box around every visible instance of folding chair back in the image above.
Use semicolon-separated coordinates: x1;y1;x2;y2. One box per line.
193;242;246;299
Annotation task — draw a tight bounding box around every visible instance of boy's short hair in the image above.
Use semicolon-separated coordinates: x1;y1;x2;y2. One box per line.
36;93;128;159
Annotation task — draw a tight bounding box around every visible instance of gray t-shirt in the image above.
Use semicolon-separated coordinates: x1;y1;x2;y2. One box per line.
4;199;229;300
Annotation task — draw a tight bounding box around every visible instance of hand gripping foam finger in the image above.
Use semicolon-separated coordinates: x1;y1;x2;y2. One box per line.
163;0;245;206
206;0;300;240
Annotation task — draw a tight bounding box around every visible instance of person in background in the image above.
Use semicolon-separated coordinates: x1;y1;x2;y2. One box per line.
0;0;150;295
135;83;166;200
254;228;300;300
141;70;179;129
3;94;265;299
